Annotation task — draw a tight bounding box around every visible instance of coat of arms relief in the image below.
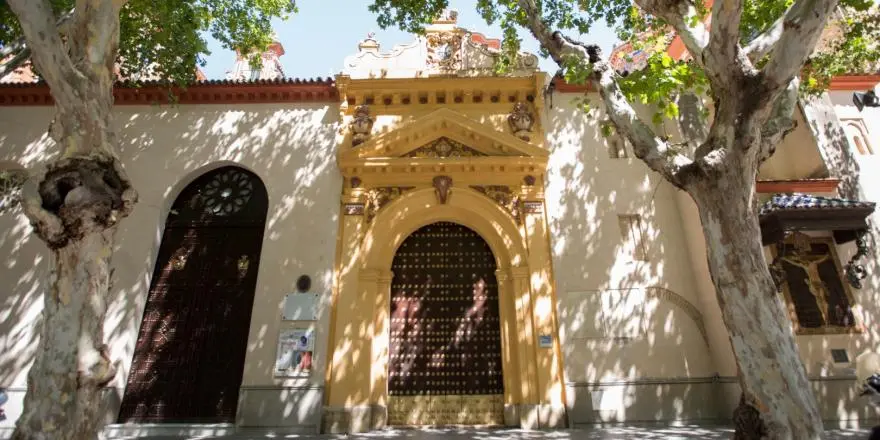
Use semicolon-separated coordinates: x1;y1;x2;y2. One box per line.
426;32;463;71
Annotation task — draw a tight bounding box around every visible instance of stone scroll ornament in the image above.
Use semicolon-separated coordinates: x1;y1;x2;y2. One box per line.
349;104;374;147
508;102;534;141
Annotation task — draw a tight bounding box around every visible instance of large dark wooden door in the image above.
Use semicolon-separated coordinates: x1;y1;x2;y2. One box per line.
119;166;268;423
387;222;504;425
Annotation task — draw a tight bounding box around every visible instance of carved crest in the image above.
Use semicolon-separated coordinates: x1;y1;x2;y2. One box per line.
471;185;521;224
365;186;414;222
350;104;375;146
508;102;534;141
426;32;463;70
433;176;453;204
406;137;487;158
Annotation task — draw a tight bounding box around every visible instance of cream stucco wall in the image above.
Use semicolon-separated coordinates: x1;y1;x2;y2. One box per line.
545;91;719;425
0;102;342;433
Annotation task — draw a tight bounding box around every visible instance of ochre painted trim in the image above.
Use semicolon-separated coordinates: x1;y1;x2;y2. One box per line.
0;81;338;106
829;75;880;91
553;78;596;94
756;179;840;194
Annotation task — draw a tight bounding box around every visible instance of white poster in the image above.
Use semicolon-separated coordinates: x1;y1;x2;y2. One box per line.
275;327;314;376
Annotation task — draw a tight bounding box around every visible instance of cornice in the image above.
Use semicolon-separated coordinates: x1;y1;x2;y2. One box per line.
0;78;338;106
829;75;880;91
756;178;840;194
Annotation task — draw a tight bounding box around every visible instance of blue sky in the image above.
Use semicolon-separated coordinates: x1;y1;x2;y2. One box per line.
200;0;620;79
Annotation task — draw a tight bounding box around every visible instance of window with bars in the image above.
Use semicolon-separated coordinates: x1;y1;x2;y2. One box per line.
776;234;858;334
0;169;26;215
618;214;647;261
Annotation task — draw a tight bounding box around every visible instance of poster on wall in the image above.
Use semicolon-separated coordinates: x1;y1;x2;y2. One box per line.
274;328;314;376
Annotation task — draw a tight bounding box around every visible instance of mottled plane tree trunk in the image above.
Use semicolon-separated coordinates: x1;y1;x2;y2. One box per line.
514;0;838;438
5;1;136;439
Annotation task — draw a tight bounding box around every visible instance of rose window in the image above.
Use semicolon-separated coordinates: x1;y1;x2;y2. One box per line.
201;169;254;216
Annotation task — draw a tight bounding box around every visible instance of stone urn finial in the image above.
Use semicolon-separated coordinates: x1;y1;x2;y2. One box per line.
508;102;534;141
350;104;374;146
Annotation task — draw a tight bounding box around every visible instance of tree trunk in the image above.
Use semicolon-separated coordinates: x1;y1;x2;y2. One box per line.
689;167;824;440
12;230;119;440
6;2;136;438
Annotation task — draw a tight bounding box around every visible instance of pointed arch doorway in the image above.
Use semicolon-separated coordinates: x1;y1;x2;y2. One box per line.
119;166;268;423
388;221;505;426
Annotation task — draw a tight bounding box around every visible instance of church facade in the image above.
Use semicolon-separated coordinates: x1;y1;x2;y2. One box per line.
0;13;879;437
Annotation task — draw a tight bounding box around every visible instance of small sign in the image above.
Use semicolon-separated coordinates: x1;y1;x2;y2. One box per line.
538;335;553;348
282;293;319;321
274;327;315;376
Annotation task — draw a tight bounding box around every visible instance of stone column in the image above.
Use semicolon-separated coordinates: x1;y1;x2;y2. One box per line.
511;264;540;428
369;269;394;429
521;199;567;428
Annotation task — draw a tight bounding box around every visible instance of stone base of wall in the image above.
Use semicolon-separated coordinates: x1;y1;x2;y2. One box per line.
236;386;324;433
321;403;566;433
565;376;880;428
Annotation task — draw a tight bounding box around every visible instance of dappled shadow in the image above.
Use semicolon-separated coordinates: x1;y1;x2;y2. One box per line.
0;99;342;433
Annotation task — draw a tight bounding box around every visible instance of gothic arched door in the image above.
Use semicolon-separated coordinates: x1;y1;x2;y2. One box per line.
387;221;505;426
119;166;268;423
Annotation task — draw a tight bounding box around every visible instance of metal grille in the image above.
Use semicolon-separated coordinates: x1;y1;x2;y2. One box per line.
388;221;504;425
118;166;267;423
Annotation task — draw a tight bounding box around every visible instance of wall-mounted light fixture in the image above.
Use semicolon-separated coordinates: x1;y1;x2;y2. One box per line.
853;90;879;112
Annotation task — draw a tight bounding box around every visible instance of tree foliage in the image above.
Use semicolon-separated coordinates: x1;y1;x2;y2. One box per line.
370;0;878;122
0;0;297;85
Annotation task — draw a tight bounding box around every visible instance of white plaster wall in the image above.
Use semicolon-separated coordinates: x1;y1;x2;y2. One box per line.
544;91;715;391
0;102;341;430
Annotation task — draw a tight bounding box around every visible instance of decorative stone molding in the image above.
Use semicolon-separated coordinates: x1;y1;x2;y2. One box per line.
350;104;375;146
508;102;535;141
646;287;708;345
426;32;463;71
0;78;338;106
406;137;487;158
471;185;521;224
432;176;453;204
364;186;414;222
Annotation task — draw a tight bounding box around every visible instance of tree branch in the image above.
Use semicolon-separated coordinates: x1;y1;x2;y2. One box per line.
744;14;786;61
0;47;32;81
758;78;800;166
761;0;839;94
703;0;750;86
0;8;75;81
6;0;82;109
71;0;121;69
632;0;708;63
515;0;694;187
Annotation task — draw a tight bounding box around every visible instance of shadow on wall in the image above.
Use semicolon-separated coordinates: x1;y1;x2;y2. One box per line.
541;91;880;428
0;101;342;430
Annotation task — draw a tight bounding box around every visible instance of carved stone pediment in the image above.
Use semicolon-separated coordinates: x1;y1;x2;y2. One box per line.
339;108;548;163
405;137;488;158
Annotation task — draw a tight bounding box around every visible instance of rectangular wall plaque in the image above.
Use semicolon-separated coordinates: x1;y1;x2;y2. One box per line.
281;293;319;321
538;334;553;348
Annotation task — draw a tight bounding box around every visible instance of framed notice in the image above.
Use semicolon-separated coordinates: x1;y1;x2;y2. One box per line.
274;327;315;377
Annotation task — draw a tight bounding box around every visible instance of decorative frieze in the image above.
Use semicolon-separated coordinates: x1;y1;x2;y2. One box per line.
406;137;487;158
426;32;463;71
365;186;414;222
470;185;521;224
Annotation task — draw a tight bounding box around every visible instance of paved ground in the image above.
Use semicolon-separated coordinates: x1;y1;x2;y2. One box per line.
103;426;876;440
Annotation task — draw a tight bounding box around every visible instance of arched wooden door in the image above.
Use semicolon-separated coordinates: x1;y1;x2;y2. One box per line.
387;221;505;425
119;166;268;423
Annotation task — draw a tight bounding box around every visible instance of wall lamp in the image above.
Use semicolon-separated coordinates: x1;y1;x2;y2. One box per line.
853;90;879;112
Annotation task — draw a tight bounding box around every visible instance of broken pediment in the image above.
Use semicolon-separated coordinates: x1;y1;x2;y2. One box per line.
343;9;538;80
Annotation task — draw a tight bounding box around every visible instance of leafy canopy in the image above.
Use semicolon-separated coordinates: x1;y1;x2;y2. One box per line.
370;0;879;122
0;0;297;86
